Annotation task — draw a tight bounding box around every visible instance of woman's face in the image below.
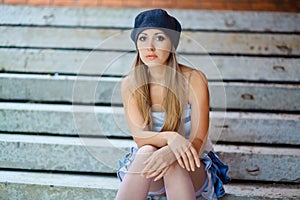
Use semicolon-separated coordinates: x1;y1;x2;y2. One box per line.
137;28;172;67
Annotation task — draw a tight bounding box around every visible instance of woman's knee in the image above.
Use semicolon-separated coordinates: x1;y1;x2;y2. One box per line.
127;145;158;173
133;145;158;163
137;145;158;154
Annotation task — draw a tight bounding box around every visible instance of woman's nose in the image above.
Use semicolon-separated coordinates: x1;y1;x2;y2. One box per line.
147;39;155;51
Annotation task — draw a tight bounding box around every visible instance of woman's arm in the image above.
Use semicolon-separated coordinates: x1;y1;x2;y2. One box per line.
121;77;175;148
188;70;210;154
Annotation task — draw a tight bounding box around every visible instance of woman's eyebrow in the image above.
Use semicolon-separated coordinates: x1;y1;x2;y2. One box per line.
140;32;165;35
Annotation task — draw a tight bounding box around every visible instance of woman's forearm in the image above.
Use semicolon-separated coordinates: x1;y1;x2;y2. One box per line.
191;137;204;154
133;131;175;148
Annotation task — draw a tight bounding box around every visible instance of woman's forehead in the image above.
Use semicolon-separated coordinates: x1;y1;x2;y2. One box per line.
139;28;166;35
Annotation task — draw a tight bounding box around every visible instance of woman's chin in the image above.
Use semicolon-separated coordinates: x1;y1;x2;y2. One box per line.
144;61;167;67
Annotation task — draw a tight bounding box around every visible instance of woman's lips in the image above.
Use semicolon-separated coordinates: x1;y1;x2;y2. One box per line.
146;54;158;59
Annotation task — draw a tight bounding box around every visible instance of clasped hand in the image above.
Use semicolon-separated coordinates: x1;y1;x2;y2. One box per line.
142;145;175;181
167;132;200;172
142;132;200;181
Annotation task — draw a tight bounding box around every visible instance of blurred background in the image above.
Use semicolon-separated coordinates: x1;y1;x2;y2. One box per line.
0;1;299;200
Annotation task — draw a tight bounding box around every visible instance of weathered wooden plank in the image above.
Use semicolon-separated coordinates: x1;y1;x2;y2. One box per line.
0;171;299;200
1;6;299;32
1;26;299;55
0;134;299;182
1;48;299;82
1;103;299;145
1;74;299;111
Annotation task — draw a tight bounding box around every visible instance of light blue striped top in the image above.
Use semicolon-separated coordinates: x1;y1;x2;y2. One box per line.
151;104;192;139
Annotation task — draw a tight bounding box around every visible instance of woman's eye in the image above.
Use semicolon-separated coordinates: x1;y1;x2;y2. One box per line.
139;36;147;41
156;35;165;41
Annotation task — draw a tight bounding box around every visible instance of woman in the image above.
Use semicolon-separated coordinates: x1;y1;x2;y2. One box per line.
116;9;230;200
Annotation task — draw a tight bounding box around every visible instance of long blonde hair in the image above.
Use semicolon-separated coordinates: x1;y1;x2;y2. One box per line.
131;52;188;135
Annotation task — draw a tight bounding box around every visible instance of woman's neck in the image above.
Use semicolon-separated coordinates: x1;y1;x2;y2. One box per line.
148;65;166;83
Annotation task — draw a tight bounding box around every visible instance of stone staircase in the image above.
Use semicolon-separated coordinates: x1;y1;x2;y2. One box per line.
0;5;299;199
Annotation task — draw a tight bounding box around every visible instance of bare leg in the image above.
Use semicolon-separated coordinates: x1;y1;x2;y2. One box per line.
164;162;196;200
190;161;207;192
115;145;157;200
116;146;207;199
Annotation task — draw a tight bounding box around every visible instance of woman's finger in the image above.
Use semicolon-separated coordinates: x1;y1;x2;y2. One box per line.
190;146;201;168
177;156;185;169
154;166;169;181
180;151;190;171
173;150;185;169
143;158;164;177
185;149;195;172
146;163;166;179
142;159;156;176
143;157;150;165
146;169;161;179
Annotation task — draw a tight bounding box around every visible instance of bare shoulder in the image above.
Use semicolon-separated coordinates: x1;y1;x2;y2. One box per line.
121;76;130;89
180;65;209;105
121;75;134;99
179;64;208;86
191;69;208;86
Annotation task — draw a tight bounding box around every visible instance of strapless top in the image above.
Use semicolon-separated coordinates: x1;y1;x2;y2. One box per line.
151;104;213;152
151;104;191;139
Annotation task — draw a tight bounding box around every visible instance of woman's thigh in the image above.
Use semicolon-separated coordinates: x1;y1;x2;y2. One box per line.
148;161;207;197
149;161;207;194
189;161;207;192
149;179;165;195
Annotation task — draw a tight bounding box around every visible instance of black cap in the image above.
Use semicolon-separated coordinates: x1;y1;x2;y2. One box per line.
131;9;182;49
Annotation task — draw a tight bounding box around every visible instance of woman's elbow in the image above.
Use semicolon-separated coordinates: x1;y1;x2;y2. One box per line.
132;137;144;148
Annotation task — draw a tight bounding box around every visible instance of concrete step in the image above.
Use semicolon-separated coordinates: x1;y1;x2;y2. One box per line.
1;74;300;111
1;102;299;145
1;25;299;56
0;170;299;200
2;6;299;32
1;133;299;183
1;48;299;82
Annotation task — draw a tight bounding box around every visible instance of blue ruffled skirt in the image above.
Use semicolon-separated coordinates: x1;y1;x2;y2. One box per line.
117;147;230;200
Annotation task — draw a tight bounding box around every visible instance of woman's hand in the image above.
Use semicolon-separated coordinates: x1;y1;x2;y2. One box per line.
142;146;176;181
167;132;200;171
